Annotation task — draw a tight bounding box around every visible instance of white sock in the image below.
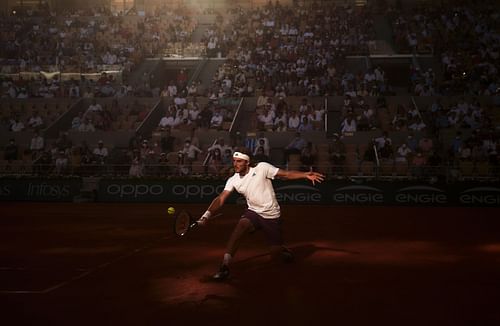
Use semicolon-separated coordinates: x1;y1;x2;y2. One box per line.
223;253;232;266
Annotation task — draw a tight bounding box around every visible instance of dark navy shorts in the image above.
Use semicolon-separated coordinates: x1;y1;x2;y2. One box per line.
241;209;283;246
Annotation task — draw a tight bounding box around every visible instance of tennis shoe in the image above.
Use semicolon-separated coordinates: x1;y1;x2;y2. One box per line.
213;264;230;281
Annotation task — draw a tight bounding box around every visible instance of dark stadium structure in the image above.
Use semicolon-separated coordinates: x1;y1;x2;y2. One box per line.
1;2;500;326
1;0;499;186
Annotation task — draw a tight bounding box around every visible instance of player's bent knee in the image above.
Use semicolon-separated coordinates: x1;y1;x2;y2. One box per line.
237;218;255;232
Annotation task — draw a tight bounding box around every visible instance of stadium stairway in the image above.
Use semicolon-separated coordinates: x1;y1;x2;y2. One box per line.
196;58;226;87
125;59;163;88
371;15;396;55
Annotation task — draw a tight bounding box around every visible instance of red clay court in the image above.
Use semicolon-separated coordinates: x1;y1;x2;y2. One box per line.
1;203;500;326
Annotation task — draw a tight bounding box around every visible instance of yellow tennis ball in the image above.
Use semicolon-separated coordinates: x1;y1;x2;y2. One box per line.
167;207;176;215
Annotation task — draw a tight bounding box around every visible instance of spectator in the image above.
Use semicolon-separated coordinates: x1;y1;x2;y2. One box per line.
411;151;427;178
328;133;346;165
4;138;19;161
298;116;314;132
379;140;394;160
72;112;84;130
374;131;392;151
27;110;44;130
157;152;170;176
341;115;357;135
253;146;270;163
418;136;434;155
258;107;275;131
253;138;270;157
54;150;69;175
357;105;376;131
407;117;426;131
158;112;176;130
275;120;287;132
86;99;102;115
449;131;463;160
395;143;413;163
30;130;45;160
10;117;25;132
208;138;231;156
392;104;408;131
129;150;144;178
284;132;307;164
406;133;419;152
188;100;201;124
93;140;109;164
78;118;96;132
199;105;213;128
288;111;301;130
178;139;203;170
300;141;318;171
210;108;224;129
207;148;224;175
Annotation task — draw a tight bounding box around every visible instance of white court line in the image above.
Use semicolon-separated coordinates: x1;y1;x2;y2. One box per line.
0;235;174;295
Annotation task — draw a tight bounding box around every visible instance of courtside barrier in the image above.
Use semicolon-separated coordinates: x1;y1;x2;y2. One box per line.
1;177;498;206
96;178;500;207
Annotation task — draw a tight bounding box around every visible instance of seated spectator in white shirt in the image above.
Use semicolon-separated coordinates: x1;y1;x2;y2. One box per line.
288;111;301;130
273;111;287;129
158;112;176;130
395;143;412;162
27;111;44;129
78;118;96;132
341;115;357;134
258;108;275;130
174;95;187;107
210;109;223;129
30;130;45;159
55;150;69;175
72;112;83;129
179;139;203;164
312;105;325;123
93;140;109;164
408;117;427;131
87;100;102;113
10;118;25;132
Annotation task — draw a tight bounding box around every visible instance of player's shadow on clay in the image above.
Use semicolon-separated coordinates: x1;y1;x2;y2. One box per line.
238;243;359;267
199;244;359;283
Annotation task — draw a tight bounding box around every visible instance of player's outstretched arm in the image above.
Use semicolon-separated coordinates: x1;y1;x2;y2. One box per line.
276;169;325;185
197;190;231;225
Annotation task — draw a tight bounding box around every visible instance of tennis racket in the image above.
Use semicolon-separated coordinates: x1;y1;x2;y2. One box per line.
173;210;198;237
173;209;222;237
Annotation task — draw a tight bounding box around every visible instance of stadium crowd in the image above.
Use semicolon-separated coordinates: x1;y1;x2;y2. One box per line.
1;0;499;180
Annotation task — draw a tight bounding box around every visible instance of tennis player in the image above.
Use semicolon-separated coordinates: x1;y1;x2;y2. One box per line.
196;148;325;281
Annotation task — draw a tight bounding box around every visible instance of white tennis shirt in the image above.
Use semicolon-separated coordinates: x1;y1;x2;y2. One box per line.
224;162;280;219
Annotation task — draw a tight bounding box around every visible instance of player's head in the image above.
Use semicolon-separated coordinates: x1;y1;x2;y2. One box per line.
232;147;252;174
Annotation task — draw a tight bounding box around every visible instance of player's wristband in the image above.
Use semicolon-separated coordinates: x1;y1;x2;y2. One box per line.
202;210;212;219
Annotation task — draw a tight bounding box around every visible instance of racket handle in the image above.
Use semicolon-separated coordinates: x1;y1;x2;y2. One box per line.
189;221;199;229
